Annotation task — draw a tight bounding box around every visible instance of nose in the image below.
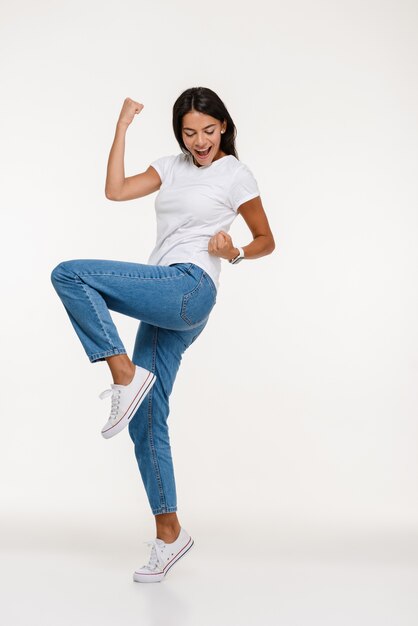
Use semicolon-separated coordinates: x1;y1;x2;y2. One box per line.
195;132;208;147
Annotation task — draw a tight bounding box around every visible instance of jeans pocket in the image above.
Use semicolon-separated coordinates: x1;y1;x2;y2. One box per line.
181;272;216;327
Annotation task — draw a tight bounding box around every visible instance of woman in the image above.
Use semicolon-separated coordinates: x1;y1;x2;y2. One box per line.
50;86;275;583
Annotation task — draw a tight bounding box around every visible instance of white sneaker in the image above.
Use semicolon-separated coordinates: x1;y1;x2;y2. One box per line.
99;365;156;439
133;528;194;583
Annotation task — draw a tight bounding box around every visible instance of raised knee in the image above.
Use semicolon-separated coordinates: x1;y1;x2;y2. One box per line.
50;260;76;286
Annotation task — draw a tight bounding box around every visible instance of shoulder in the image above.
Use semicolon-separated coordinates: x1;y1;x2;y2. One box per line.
222;155;256;178
149;153;187;180
225;156;258;184
150;153;180;168
226;157;260;211
150;153;189;167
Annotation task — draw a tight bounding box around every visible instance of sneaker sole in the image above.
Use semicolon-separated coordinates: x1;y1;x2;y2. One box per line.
133;537;194;583
101;371;156;439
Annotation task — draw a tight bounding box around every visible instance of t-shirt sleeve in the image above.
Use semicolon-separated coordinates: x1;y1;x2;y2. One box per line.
149;155;175;184
229;163;260;212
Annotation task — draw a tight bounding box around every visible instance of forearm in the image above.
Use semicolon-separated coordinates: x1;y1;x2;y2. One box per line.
105;122;129;199
232;234;275;260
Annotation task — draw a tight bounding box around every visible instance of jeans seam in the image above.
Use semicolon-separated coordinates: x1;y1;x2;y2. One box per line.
147;326;167;511
75;277;115;348
89;348;127;362
180;271;205;326
77;271;187;281
203;271;217;300
152;506;177;515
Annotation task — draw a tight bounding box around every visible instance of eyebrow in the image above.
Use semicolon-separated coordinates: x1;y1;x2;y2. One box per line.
182;124;216;131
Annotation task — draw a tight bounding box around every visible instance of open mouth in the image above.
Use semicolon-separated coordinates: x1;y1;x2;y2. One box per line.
195;146;212;159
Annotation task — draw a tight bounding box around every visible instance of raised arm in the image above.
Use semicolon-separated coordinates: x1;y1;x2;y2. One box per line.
105;97;161;201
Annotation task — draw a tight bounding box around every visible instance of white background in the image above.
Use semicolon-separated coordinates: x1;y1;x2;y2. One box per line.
1;0;418;624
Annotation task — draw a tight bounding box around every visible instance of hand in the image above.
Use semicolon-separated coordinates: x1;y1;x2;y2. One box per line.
208;230;236;260
117;97;144;127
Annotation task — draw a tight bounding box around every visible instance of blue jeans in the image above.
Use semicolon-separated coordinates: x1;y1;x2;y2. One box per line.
50;259;217;515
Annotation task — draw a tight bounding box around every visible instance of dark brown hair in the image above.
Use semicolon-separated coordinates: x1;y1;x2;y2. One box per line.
172;86;238;159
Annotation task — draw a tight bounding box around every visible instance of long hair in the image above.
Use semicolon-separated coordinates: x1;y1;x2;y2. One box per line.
172;86;238;159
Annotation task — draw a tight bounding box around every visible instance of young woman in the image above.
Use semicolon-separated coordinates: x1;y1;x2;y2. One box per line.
50;86;275;583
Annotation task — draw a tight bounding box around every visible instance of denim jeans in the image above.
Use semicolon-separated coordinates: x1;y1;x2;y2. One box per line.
50;259;217;515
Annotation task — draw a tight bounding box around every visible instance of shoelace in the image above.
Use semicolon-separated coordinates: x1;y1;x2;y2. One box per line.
99;388;121;421
142;539;165;571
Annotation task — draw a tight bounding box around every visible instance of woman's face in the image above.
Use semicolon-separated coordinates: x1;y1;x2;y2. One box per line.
182;110;227;166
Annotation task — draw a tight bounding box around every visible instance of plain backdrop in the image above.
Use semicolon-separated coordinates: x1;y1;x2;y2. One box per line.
1;1;418;622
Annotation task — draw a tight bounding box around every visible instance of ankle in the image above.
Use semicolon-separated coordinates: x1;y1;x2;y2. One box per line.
113;366;135;385
156;523;181;543
113;363;136;385
157;529;181;543
105;355;136;385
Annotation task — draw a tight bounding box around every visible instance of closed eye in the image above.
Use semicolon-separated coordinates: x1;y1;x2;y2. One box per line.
184;131;215;137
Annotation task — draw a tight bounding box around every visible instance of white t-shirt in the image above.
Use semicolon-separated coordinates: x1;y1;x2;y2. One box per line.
148;152;260;290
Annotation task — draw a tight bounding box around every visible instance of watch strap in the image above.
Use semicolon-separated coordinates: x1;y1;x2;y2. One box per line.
229;247;245;264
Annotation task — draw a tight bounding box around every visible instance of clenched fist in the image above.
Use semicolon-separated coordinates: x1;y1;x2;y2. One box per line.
208;230;237;260
117;97;144;127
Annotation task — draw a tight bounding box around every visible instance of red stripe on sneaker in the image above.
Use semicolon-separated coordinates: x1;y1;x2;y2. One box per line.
123;371;155;417
103;372;156;434
163;537;193;573
134;537;193;578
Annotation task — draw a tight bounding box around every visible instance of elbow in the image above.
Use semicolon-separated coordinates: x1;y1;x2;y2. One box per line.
105;189;120;201
266;235;276;255
105;180;126;201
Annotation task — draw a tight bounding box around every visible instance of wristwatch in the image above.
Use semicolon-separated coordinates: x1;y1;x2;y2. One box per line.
229;247;245;264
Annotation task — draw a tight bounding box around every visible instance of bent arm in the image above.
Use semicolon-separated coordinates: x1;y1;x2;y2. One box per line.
105;122;128;199
208;196;275;261
105;122;161;201
236;196;275;259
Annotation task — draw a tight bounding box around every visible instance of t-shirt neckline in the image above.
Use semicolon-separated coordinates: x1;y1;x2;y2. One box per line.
187;153;234;169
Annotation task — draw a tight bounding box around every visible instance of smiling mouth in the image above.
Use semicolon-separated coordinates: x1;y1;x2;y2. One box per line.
195;147;212;158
